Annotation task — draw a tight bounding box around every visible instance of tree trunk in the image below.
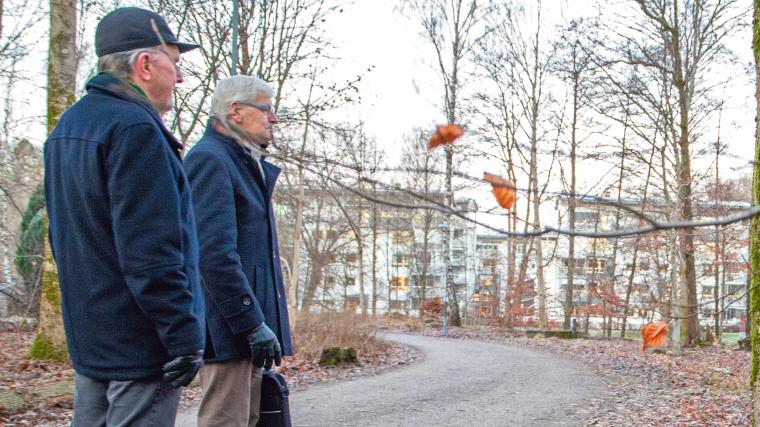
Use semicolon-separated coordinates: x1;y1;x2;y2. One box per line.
32;0;77;361
301;252;326;313
750;1;760;422
29;214;67;361
563;69;579;330
287;82;316;319
670;230;682;356
371;202;378;316
621;135;655;338
530;98;547;329
357;222;366;316
666;0;699;347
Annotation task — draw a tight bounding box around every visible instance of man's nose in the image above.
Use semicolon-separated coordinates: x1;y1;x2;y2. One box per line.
176;67;184;84
270;111;279;124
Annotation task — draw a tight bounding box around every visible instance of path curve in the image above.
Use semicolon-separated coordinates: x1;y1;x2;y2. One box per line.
177;333;606;426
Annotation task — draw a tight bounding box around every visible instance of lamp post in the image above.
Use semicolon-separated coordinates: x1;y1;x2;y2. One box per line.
439;222;450;336
231;0;239;75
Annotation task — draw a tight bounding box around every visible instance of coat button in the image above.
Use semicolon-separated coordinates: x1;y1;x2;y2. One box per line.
243;297;252;306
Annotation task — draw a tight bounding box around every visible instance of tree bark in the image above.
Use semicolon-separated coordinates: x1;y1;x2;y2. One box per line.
29;214;67;360
750;1;760;423
32;0;76;361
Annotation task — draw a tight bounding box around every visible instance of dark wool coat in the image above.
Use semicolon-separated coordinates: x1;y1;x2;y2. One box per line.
44;73;205;381
184;124;293;361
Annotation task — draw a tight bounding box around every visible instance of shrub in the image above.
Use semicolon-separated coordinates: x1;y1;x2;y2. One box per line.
419;297;443;317
293;312;389;361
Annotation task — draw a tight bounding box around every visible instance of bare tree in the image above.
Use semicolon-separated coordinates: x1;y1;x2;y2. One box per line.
550;17;598;329
150;0;344;144
400;129;445;316
404;0;489;327
326;126;384;316
476;1;553;327
593;0;746;346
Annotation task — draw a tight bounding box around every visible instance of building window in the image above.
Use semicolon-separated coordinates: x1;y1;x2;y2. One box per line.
394;254;410;268
576;211;599;223
587;257;606;274
317;229;339;240
482;259;497;268
393;231;411;245
391;276;409;292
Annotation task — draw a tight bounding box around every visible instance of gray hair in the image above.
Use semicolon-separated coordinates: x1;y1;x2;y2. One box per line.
209;75;274;121
98;46;161;80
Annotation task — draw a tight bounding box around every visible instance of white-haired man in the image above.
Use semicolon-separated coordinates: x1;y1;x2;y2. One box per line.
184;75;293;426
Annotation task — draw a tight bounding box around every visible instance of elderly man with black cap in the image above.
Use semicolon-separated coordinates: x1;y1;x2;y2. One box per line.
44;7;205;426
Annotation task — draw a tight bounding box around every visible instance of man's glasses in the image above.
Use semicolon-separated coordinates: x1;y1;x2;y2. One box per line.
238;102;275;115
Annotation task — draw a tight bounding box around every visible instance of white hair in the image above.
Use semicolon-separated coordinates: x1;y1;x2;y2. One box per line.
209;75;274;121
98;46;161;80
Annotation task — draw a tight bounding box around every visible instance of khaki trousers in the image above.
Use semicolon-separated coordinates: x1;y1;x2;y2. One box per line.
198;359;263;427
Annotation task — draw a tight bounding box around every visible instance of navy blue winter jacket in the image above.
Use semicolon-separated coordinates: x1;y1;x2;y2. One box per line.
184;123;293;361
44;73;205;381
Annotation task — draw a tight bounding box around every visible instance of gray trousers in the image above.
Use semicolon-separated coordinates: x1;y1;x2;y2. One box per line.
198;359;263;427
72;373;182;427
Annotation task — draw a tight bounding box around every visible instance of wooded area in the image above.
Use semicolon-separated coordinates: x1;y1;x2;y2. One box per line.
2;0;760;424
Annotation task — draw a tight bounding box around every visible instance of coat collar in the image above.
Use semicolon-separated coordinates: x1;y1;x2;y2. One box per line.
202;122;281;193
86;73;184;155
203;122;246;157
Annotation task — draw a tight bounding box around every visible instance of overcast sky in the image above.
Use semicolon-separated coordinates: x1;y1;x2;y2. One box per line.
317;0;755;227
8;0;756;229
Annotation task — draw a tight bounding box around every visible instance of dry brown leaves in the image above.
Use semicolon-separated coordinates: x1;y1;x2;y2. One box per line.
6;322;750;426
0;332;73;426
180;342;420;408
429;326;751;426
1;315;421;425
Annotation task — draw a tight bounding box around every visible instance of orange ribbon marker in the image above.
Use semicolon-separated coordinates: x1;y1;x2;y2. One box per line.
641;321;669;352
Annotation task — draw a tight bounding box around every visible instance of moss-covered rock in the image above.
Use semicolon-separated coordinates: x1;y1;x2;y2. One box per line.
0;372;73;415
318;346;359;366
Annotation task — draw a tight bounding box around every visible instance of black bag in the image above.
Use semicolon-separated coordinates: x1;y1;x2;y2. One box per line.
256;370;291;427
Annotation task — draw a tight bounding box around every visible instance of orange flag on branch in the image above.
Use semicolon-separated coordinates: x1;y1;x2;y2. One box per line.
483;172;516;209
428;123;464;149
641;321;669;352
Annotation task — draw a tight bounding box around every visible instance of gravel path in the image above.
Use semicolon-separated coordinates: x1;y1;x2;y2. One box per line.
176;333;607;426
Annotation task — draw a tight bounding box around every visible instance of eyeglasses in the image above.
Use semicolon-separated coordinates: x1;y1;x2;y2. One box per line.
152;48;182;72
238;102;275;116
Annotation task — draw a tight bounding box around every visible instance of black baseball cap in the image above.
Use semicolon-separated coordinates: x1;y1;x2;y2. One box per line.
95;7;199;57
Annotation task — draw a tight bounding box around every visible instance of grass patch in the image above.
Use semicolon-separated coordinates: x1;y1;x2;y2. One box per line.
720;332;746;346
293;312;390;361
583;328;643;340
375;313;426;332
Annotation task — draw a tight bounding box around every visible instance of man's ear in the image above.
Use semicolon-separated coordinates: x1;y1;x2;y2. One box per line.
132;52;153;82
228;103;243;124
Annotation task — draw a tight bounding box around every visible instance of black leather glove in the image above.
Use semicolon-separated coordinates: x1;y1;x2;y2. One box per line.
162;350;204;388
246;323;282;370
